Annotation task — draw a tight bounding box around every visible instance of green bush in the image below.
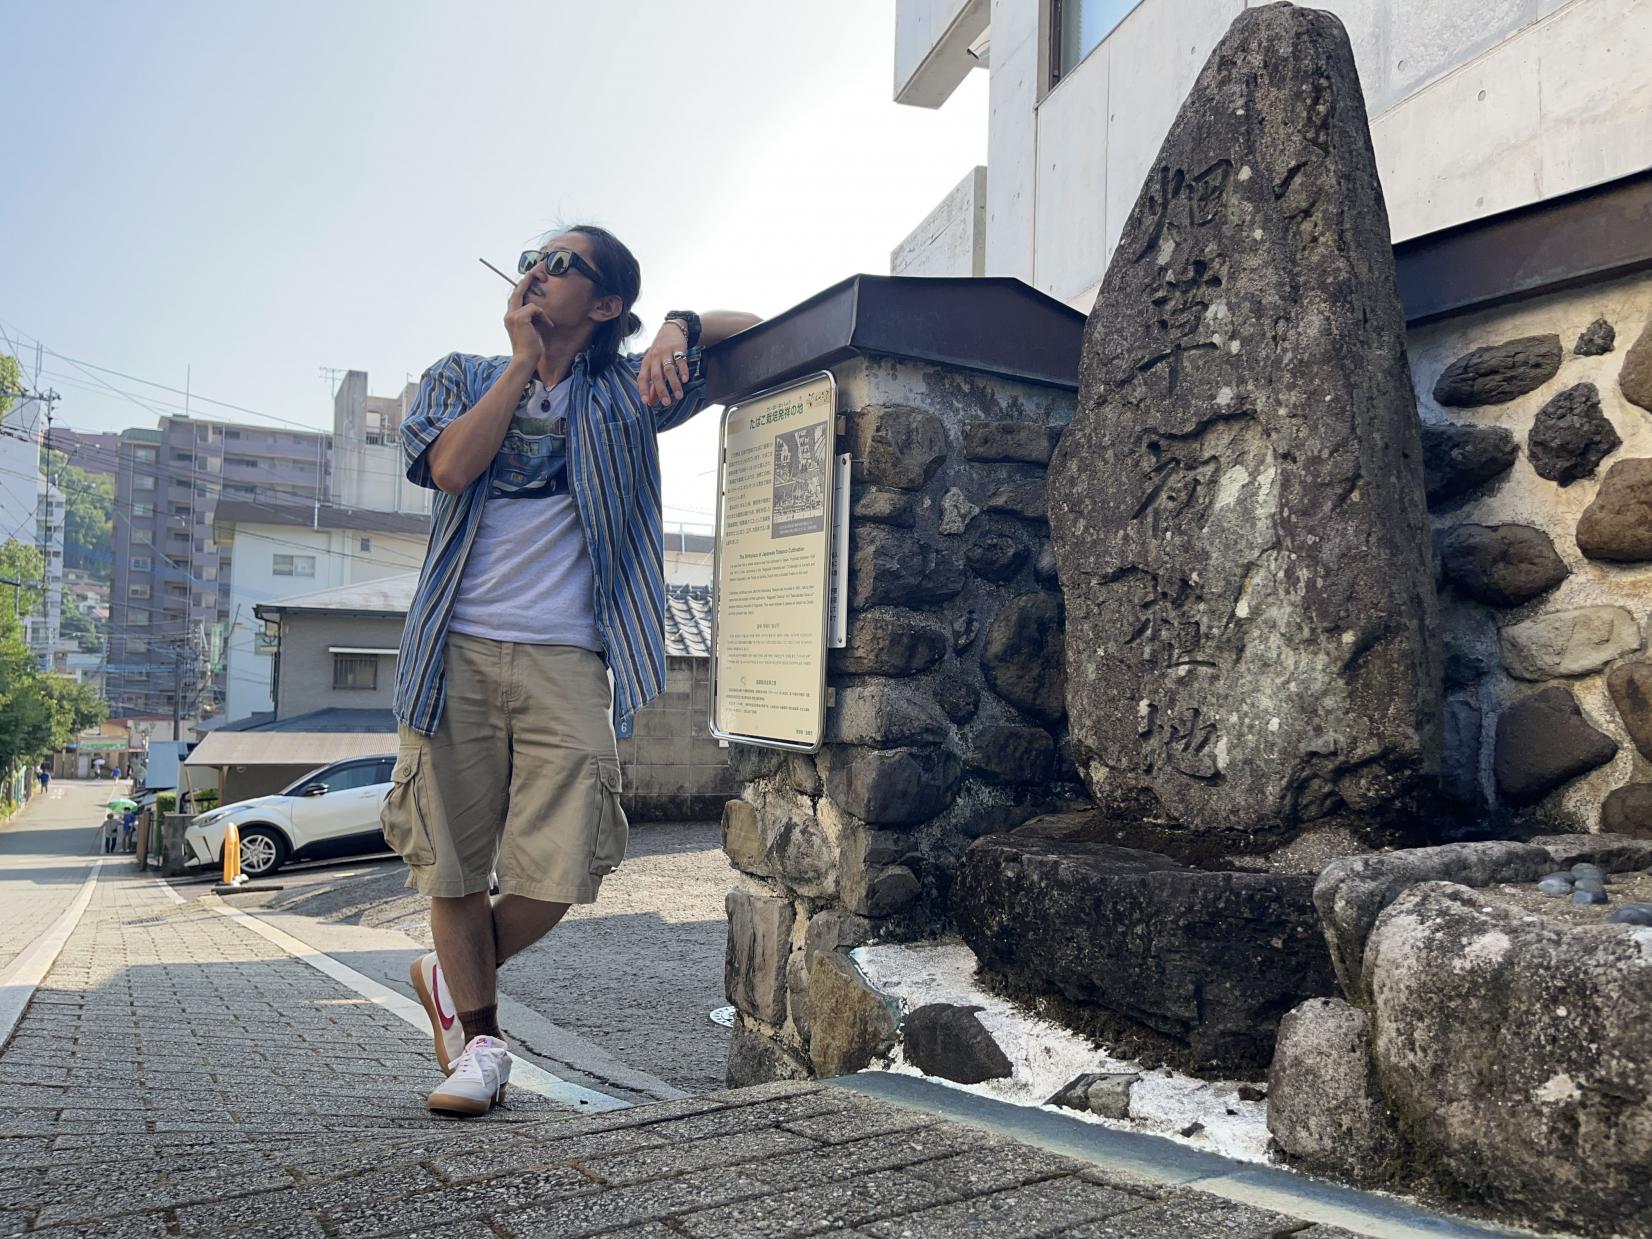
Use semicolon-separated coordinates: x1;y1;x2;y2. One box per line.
156;792;177;815
194;788;220;810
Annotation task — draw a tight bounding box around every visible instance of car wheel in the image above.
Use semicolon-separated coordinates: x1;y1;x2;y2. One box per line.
237;826;288;877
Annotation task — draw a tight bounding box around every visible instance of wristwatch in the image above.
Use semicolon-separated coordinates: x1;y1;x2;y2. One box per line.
663;310;702;349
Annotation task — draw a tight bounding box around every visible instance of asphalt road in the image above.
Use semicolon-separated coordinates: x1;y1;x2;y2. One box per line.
225;819;735;1095
0;780;112;975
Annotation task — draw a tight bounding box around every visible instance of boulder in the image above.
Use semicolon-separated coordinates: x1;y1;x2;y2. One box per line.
963;421;1056;464
901;1003;1013;1084
1574;317;1615;356
1313;841;1552;1002
826;683;951;749
807;950;898;1078
725;891;795;1025
1602;785;1652;838
1577;457;1652;562
1436;523;1567;607
849;526;966;608
1621;317;1652;412
1607;659;1652;760
851;486;918;528
725;1022;813;1088
1364;882;1652;1236
939;487;981;535
1268;998;1398;1184
1494;686;1619;806
1047;9;1439;842
1527;382;1619;485
964;531;1029;582
982;480;1048;522
954;815;1336;1071
980;592;1066;724
1499;605;1641;680
1048;1071;1139;1121
1420;422;1519;508
967;725;1056;785
1432;334;1563;407
831;610;948;677
846;405;947;490
819;745;962;827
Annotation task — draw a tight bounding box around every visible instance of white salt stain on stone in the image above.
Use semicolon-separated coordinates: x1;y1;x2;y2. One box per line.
1534;1073;1581;1104
1215;385;1236;406
1238;165;1252;182
1214;464;1250;511
850;939;1272;1164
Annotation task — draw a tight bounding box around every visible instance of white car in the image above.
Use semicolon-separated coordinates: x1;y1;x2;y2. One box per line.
183;754;397;878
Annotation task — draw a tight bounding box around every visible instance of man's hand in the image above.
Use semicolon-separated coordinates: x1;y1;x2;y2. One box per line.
504;271;553;367
639;320;690;408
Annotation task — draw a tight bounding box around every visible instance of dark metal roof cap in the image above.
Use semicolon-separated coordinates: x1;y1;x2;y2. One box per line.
703;275;1085;406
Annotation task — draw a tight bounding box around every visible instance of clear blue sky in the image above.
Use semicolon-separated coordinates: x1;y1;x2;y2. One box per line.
1;0;986;524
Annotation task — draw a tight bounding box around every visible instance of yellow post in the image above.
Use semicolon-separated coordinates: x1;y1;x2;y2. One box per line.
222;821;242;885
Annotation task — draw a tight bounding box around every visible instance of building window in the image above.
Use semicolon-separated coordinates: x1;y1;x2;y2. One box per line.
129;609;149;626
133;475;156;491
1051;0;1141;84
132;529;153;546
359;537;372;552
132;446;157;463
272;554;316;578
129;584;150;599
132;502;154;517
333;654;377;690
225;455;259;469
226;429;241;440
226;483;255;498
131;557;151;571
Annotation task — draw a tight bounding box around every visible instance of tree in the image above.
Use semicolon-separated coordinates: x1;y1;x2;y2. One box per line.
44;449;114;581
0;354;21;419
0;542;59;779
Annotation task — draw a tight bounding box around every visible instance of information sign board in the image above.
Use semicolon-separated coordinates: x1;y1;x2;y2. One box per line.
711;371;839;751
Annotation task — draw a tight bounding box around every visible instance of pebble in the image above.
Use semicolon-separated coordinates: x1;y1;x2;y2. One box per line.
1571;863;1607;881
1608;903;1652;927
1572;889;1609;906
1537;875;1574;896
1574;877;1607;895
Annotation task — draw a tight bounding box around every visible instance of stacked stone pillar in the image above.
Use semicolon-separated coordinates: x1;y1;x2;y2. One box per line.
721;355;1080;1085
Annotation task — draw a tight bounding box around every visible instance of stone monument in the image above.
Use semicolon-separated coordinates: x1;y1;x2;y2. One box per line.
1047;2;1441;846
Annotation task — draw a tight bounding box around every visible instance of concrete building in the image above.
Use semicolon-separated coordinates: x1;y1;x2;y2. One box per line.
329;371;431;516
891;0;1652;307
54;428;122;480
213;501;430;723
0;397;44;556
24;480;65;662
106;418;331;722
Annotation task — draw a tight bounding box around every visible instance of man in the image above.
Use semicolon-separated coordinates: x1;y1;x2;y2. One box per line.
382;225;759;1115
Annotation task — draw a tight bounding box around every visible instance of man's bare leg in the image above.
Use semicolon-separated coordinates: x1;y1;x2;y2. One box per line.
430;892;572;1016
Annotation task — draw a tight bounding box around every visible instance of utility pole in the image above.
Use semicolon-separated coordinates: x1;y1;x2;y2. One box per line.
172;644;182;741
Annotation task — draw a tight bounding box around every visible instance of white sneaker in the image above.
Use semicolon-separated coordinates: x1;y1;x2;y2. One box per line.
409;952;465;1074
427;1035;511;1116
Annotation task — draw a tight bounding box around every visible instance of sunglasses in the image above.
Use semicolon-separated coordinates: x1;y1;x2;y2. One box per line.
517;247;607;290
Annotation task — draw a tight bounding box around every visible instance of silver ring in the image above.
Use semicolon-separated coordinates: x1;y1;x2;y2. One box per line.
671;350;687;362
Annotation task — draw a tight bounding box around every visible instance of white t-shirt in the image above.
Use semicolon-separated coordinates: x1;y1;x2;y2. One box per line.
448;377;604;651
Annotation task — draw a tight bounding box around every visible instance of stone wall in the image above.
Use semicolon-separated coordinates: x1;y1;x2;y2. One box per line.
1411;270;1652;834
722;354;1083;1083
617;655;734;822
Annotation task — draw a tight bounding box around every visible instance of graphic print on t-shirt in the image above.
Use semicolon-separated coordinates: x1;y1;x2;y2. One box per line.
491;388;569;499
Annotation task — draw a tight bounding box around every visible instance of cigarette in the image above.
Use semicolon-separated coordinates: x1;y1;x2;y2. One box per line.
479;258;517;285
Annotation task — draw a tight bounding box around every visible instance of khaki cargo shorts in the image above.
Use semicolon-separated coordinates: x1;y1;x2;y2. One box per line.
380;631;628;904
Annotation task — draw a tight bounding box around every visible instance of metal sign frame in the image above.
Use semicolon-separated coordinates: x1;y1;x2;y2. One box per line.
709;370;842;753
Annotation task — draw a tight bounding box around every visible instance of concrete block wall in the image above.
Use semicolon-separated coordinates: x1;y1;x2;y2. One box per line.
618;655;735;821
720;355;1084;1085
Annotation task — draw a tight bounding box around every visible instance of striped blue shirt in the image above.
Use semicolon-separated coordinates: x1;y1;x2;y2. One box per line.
393;346;708;740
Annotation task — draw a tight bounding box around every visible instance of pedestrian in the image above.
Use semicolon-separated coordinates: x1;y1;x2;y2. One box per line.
112;765;121;782
381;225;760;1116
92;756;104;780
122;809;138;852
38;763;50;793
101;811;118;854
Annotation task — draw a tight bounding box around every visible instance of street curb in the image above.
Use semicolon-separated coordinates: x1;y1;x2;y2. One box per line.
831;1073;1530;1239
0;857;102;1053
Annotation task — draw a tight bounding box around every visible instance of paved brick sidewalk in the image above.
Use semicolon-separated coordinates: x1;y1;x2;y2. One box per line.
1;852;1406;1238
0;866;561;1236
0;781;104;976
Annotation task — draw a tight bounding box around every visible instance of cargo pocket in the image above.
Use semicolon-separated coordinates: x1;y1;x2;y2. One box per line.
380;744;435;867
590;756;629;876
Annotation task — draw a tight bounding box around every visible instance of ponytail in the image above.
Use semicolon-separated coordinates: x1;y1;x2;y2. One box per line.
545;223;642;374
